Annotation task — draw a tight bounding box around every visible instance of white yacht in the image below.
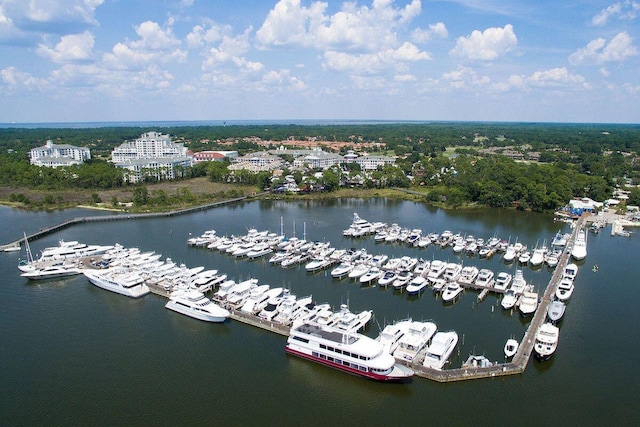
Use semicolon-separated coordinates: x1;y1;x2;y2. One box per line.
503;245;517;262
504;338;519;359
534;322;559;360
529;247;546;267
458;266;479;285
475;269;495;288
393;321;437;362
20;262;82;280
518;289;539;316
286;320;414;381
571;229;587;260
330;262;353;279
441;282;464;303
555;277;574;301
376;319;413;355
226;279;259;309
422;331;458;370
547;299;566;322
359;267;382;285
563;263;578;281
165;289;230;322
83;268;150;298
494;271;512;291
240;285;279;314
501;289;519;310
443;262;462;282
406;275;430;295
392;270;413;290
377;270;399;287
426;260;446;281
328;304;373;332
348;263;371;280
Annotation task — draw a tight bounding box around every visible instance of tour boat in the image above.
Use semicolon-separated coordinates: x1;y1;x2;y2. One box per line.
422;331;458;370
504;338;519;359
286;320;414;381
534;322;559;360
393;321;437;362
83;268;150;298
165;289;230;322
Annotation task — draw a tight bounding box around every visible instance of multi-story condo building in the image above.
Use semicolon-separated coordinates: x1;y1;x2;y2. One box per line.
29;140;91;168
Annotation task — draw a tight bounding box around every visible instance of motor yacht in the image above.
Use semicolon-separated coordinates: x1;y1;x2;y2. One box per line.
571;229;587;260
406;275;430;295
441;282;464;303
393;321;437;363
83;268;150;298
534;322;559;360
494;271;512;291
518;289;539;316
555;277;574;301
475;269;495;288
422;331;458;370
376;319;412;355
165;289;230;322
547;299;566;322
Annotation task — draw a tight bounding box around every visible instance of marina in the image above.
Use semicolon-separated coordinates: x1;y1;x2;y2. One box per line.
2;200;638;425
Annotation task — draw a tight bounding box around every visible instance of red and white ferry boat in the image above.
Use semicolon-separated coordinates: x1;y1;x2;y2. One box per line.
286;319;414;382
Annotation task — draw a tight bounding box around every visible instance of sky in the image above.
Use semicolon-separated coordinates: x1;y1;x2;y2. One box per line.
0;0;639;124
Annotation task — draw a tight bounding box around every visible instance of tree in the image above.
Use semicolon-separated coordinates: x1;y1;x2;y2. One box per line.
133;186;148;206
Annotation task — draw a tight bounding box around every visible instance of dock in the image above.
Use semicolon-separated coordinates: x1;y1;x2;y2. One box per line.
0;196;253;250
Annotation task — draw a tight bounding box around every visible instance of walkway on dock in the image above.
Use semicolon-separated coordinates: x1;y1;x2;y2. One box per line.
409;216;585;382
0;195;256;250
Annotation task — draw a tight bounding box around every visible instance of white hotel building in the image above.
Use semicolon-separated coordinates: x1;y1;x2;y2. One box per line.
29;140;91;168
111;132;193;183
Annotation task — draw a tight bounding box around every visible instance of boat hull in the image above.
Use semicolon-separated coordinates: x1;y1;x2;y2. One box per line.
165;300;228;322
285;346;413;382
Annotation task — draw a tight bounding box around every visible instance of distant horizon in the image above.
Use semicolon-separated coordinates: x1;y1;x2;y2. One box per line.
1;119;639;130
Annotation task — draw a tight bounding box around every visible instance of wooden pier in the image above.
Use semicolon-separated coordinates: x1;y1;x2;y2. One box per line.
0;196;252;250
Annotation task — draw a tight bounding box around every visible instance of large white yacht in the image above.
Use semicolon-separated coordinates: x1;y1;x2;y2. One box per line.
393;321;437;362
571;229;587;260
20;262;82;280
441;282;464;303
376;319;413;355
534;322;559;360
83;268;150;298
422;331;458;370
165;289;230;322
286;320;414;381
518;289;539;316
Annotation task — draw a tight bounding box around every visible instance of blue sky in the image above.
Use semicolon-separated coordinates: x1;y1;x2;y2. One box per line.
0;0;638;123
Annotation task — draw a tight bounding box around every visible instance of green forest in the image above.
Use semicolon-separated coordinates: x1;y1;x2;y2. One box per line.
1;122;640;211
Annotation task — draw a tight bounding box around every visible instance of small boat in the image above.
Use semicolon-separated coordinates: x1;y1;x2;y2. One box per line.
359;267;382;285
555;278;574;301
534;322;559;360
377;270;399;287
462;354;493;369
504;338;519;358
501;289;519;310
547;299;566;322
330;262;353;279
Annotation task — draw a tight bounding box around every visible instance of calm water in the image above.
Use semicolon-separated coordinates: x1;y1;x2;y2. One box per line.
0;200;638;426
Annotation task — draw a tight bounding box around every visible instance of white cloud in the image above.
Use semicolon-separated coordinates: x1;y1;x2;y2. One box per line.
450;24;517;61
102;20;187;71
442;65;490;89
36;31;94;63
412;22;448;43
526;67;587;88
256;0;423;52
592;1;640;26
394;73;416;82
0;66;50;92
323;42;430;74
491;68;588;92
569;32;638;65
186;22;231;49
